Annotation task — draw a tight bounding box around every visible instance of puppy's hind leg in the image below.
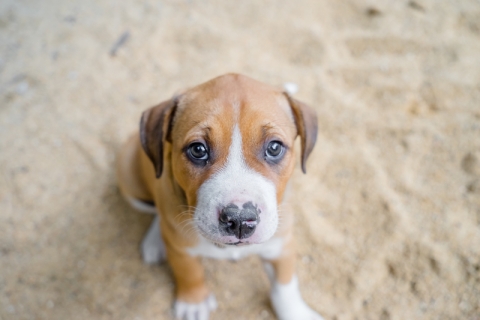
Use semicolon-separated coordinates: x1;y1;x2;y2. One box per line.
117;133;156;214
126;196;157;215
141;215;166;264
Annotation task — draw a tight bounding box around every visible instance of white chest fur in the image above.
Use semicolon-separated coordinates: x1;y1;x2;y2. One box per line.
187;237;284;261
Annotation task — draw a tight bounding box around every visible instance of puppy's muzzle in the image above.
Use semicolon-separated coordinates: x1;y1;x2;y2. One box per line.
219;202;260;240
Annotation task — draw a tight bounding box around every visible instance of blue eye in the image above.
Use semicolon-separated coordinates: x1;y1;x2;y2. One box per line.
265;141;285;160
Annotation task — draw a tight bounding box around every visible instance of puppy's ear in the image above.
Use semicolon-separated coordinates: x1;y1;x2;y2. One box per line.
284;93;318;174
140;98;178;178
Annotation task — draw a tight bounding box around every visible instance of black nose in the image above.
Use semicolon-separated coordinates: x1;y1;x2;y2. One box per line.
219;202;260;239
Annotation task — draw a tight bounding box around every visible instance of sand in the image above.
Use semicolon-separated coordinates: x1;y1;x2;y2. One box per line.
1;0;479;319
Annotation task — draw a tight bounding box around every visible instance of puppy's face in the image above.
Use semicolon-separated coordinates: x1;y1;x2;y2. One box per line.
141;74;317;246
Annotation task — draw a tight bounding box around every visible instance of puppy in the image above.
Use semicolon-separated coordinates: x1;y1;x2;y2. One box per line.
117;74;322;320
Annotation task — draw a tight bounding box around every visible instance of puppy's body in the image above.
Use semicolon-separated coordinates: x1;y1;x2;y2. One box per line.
117;74;322;320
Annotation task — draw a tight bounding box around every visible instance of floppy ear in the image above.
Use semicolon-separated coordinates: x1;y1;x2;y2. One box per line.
140;98;178;178
284;93;318;174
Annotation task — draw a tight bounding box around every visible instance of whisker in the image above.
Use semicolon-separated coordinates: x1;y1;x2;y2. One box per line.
179;219;198;238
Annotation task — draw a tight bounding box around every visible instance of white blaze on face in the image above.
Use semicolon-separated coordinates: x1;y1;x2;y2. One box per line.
194;124;278;245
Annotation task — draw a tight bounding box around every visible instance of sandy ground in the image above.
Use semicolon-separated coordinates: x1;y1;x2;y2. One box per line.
1;0;480;319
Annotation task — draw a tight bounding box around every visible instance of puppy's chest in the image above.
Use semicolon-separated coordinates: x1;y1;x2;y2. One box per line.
187;237;284;261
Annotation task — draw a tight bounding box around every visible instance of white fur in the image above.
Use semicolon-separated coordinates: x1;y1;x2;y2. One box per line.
141;215;166;264
266;267;324;320
127;196;157;214
283;82;299;95
194;124;278;245
174;294;217;320
187;236;284;261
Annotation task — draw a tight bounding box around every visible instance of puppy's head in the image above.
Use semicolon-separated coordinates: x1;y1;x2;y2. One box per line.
140;74;317;246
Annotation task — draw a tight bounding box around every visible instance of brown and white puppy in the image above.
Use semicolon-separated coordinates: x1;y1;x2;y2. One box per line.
117;74;322;320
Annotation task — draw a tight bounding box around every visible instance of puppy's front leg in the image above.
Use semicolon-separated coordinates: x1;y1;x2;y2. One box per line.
263;238;323;320
163;233;216;320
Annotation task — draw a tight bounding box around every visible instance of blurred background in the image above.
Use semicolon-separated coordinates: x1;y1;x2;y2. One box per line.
1;0;479;319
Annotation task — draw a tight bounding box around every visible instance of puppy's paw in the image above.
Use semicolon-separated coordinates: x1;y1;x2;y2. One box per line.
270;276;324;320
273;301;324;320
174;294;217;320
282;305;324;320
140;215;166;264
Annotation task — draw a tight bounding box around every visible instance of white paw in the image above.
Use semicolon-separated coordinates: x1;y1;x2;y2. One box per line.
174;294;217;320
277;304;324;320
273;299;323;320
270;276;324;320
140;215;166;264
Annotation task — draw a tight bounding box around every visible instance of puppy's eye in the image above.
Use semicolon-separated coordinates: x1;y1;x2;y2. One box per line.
187;143;209;163
265;141;285;160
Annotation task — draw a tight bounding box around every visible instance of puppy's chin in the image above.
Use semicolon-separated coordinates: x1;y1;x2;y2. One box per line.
212;242;226;249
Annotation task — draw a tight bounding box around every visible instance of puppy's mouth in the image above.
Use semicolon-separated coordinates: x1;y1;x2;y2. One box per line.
210;239;249;248
225;241;248;246
195;225;245;247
